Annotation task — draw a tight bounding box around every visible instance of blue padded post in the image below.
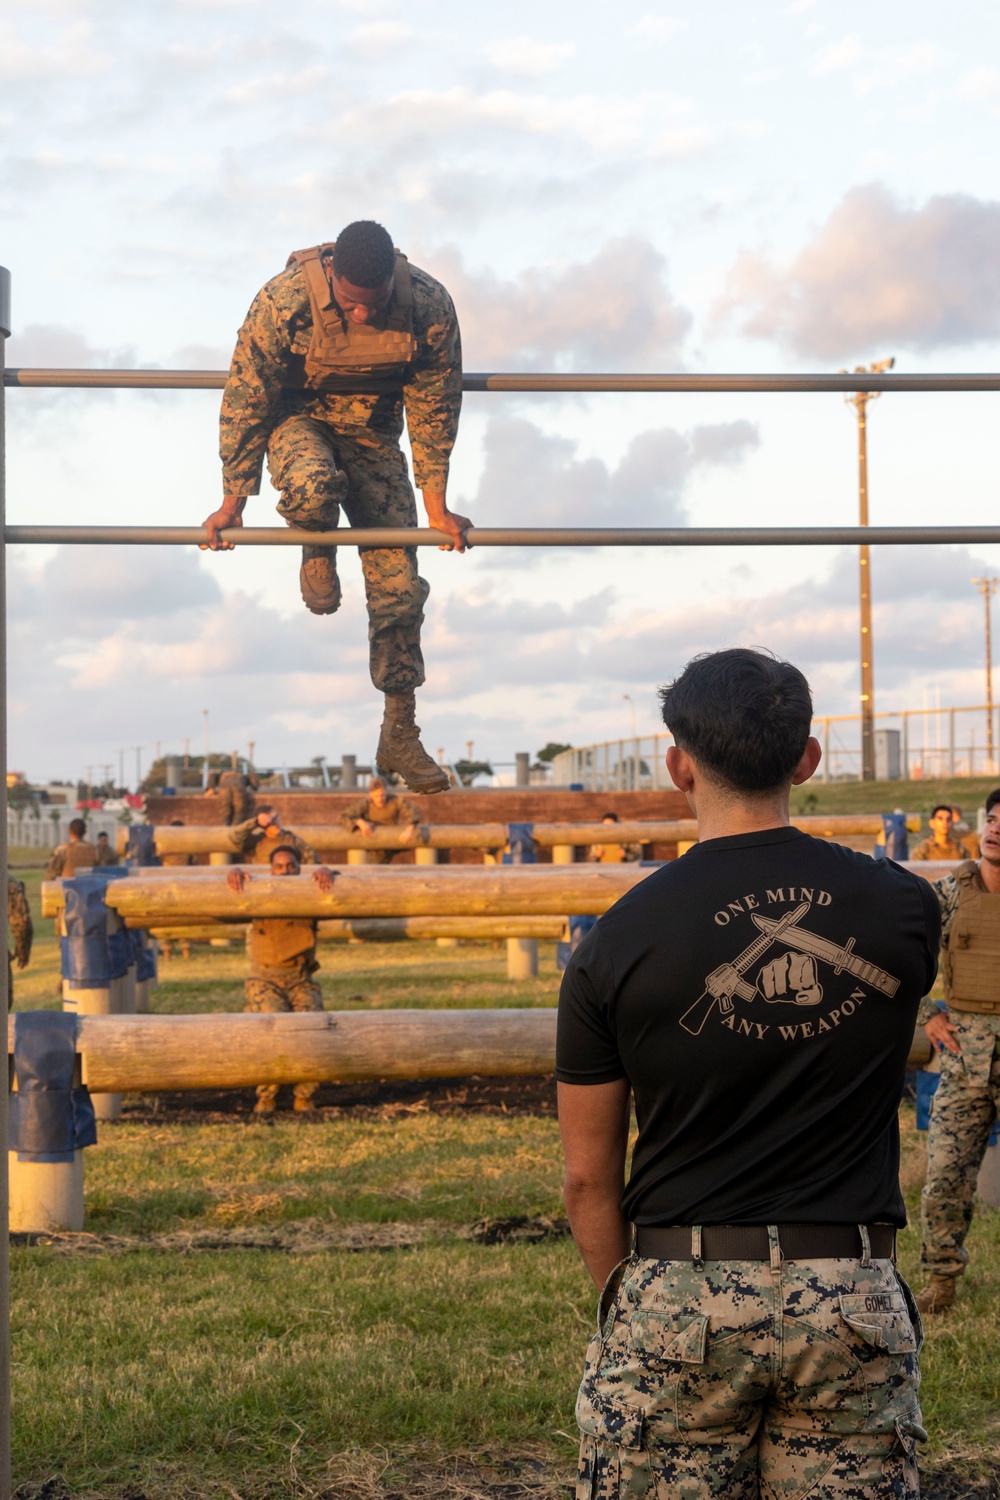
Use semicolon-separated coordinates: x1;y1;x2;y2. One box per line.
9;1013;97;1163
503;823;537;864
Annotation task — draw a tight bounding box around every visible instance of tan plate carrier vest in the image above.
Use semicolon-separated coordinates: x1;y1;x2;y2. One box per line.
62;842;96;875
286;244;418;392
249;917;318;971
943;860;1000;1013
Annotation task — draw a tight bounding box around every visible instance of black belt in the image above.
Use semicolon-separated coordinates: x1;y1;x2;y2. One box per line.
634;1223;896;1261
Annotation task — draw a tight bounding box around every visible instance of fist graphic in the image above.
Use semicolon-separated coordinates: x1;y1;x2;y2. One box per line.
758;952;823;1007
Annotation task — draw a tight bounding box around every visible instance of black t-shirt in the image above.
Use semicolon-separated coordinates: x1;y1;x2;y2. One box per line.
556;828;940;1227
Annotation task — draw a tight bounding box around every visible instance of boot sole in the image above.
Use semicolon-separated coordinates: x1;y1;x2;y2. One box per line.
375;761;450;795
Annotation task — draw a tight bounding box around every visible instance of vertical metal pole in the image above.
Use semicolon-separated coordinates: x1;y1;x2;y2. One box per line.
902;711;909;780
0;262;13;1499
854;393;876;780
822;718;830;782
949;708;956;779
972;578;998;773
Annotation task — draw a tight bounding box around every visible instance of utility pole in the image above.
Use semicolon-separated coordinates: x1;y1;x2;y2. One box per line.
118;748;125;791
133;746;142;792
844;357;894;780
972;576;999;773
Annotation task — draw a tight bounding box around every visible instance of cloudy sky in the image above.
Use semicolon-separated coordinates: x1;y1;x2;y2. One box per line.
3;0;1000;783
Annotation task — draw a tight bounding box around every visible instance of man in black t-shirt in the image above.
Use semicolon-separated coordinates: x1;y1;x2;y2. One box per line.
557;648;939;1500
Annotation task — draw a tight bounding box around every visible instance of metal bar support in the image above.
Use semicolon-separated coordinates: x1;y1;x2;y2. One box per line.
8;525;1000;548
0;264;12;1500
5;368;1000;393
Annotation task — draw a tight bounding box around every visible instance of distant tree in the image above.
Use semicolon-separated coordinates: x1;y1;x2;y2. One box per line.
535;741;572;764
453;759;494;787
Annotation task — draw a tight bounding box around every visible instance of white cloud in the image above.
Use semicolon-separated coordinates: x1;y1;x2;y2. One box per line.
956;65;1000;102
462;415;759;531
348;20;412;59
485;36;577;76
628;15;688;44
0;18;110;82
431;236;692;369
809;34;863;75
716;183;1000;358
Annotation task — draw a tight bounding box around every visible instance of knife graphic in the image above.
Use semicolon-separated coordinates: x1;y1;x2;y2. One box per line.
750;913;899;997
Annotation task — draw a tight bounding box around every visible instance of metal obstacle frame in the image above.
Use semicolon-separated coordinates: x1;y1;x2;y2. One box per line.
3;262;1000;1493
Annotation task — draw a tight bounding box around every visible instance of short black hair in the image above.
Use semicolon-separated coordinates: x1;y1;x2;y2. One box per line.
659;648;813;794
269;844;301;867
985;788;1000;815
68;817;86;838
600;812;620;822
930;804;952;818
332;221;395;288
97;832;109;842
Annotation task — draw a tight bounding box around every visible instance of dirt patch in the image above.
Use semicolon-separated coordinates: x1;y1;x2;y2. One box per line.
117;1075;557;1124
921;1469;1000;1500
10;1214;571;1257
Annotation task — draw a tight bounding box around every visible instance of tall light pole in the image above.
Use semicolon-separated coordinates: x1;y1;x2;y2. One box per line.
972;576;999;773
844;358;894;780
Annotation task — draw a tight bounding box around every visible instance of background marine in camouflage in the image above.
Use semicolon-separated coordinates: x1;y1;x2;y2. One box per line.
7;877;33;1009
227;807;318;865
227;846;334;1115
340;776;420;864
203;219;471;795
45;818;95;879
916;787;1000;1315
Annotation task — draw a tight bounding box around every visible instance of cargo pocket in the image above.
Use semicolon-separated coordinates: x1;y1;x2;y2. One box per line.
629;1310;709;1365
839;1292;917;1353
576;1390;647;1500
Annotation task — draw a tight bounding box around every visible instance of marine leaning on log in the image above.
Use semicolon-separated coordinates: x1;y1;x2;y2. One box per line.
201;218;470;796
227;845;334;1116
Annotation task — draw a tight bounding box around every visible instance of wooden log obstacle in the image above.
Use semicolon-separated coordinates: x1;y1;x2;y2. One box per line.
8;1007;932;1234
121;813;923;859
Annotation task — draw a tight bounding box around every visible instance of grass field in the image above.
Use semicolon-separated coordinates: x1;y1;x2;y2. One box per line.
790;775;999;820
9;864;1000;1498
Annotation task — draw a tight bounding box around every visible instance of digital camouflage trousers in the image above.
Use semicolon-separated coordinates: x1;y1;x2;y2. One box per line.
575;1244;923;1500
267;412;429;693
920;1009;1000;1279
244;968;323;1108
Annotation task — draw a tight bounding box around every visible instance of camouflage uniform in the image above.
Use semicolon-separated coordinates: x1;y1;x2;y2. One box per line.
93;843;119;868
910;835;968;861
244;917;323;1111
577;1249;923;1499
7;877;33;1010
340;791;420;864
45;840;96;879
919;869;1000;1280
226;818;318;865
216;770;255;826
219;255;461;693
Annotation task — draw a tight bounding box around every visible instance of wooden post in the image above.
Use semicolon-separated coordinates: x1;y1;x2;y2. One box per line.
9;1056;84;1233
414;846;438;865
550;843;574;864
347;848;374;865
507;938;538;979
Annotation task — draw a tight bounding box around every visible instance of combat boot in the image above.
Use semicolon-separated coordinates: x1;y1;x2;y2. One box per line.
914;1273;957;1315
375;692;449;795
300;549;342;616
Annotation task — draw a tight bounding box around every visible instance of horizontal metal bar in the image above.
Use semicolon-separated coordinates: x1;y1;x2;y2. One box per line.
4;368;1000;393
7;525;1000;548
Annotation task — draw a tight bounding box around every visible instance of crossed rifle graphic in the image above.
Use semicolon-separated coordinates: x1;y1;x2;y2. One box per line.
679;901;900;1037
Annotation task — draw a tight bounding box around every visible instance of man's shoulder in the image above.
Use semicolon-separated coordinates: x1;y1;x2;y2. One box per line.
408;263;458;324
251;263;311;323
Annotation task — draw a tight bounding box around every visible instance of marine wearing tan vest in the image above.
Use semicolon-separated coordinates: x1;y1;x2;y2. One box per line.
941;860;1000;1014
286;244;417;392
45;840;97;879
248;917;318;972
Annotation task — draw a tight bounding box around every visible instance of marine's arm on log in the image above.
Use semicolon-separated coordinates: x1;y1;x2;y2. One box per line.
404;270;470;554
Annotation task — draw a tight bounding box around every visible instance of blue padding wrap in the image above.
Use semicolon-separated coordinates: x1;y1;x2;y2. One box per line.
127;825;161;866
876;813;909;862
557;914;598;972
62;879;110;987
133;932;157;983
106;925;132;980
503;823;537;864
62;869;133;988
9;1012;97;1162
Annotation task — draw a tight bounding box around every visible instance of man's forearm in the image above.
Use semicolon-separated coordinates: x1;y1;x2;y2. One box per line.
563;1179;631;1289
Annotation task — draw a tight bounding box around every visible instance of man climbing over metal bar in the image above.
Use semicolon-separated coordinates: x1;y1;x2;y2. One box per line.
201;220;470;795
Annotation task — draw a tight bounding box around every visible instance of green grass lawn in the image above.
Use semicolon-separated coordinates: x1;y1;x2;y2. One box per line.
790;775;999;820
8;866;1000;1497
